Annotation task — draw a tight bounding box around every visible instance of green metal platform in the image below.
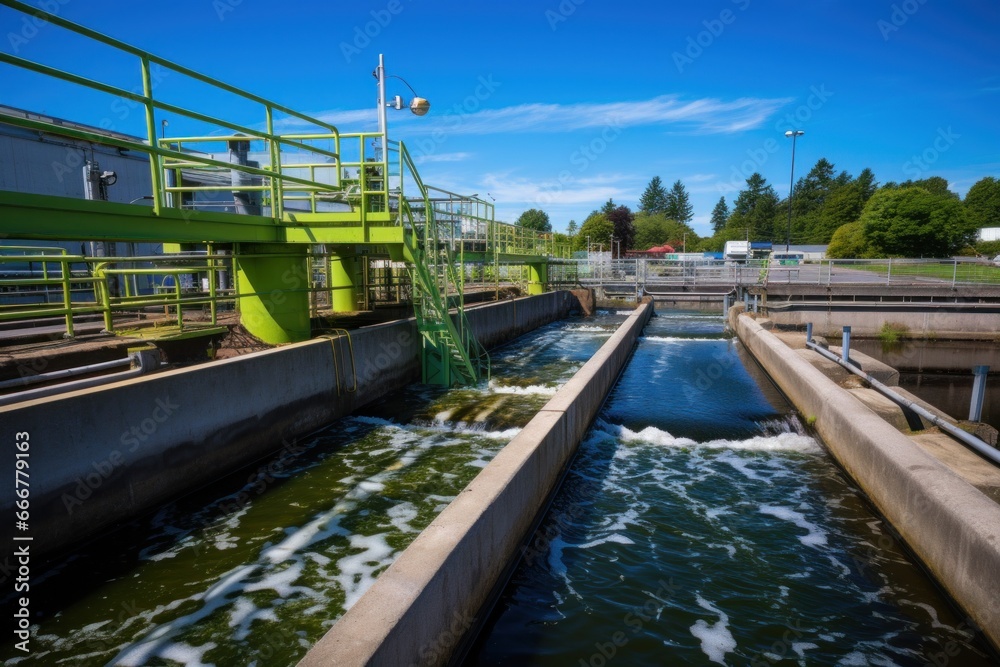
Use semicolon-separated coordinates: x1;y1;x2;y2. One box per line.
0;0;566;385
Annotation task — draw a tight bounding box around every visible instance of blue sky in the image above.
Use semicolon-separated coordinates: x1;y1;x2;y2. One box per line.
2;0;998;236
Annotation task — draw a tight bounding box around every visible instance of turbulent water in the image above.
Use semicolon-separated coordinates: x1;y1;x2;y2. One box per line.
465;311;997;666
3;317;623;666
9;310;997;667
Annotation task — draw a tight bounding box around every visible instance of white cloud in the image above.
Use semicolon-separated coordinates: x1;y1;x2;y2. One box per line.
479;172;632;207
278;94;793;136
413;152;472;164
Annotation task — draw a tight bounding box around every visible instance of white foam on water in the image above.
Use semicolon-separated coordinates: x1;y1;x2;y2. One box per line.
336;533;395;610
792;642;820;660
641;336;722;343
387;502;419;534
576;533;636;550
617;425;697;448
489;382;558;396
837;651;869;666
111;563;257;666
245;560;308;599
760;505;828;548
700;432;822;454
567;324;616;332
155;641;217;667
689;594;737;665
609;422;820;455
262;510;348;565
715;450;767;482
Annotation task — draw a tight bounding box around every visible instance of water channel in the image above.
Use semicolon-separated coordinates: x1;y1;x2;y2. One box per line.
5;316;621;666
465;311;996;666
6;310;997;666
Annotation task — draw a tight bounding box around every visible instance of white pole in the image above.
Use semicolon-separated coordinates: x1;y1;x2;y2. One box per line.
377;54;388;160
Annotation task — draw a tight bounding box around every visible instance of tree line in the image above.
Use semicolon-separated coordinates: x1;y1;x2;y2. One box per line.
514;163;1000;258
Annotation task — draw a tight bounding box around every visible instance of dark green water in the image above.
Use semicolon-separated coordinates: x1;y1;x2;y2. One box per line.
2;316;623;666
465;311;997;666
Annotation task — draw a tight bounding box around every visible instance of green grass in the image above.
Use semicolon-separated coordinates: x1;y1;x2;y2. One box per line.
844;261;1000;284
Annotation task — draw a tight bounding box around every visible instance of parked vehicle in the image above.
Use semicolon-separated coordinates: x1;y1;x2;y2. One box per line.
723;241;749;262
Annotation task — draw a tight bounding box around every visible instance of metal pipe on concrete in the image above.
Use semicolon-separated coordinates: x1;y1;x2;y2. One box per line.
0;358;131;391
805;339;1000;467
0;350;161;407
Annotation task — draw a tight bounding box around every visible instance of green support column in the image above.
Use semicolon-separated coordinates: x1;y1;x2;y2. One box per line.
329;253;362;312
527;262;548;295
236;244;311;344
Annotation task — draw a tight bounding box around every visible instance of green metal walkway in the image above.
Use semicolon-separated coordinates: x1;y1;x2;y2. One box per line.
0;0;565;385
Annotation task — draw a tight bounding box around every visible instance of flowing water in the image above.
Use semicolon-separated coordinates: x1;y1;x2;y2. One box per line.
465;311;997;666
4;316;624;666
9;311;997;666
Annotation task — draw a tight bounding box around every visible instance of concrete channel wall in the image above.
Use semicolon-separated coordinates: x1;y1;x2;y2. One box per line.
298;301;654;667
732;310;1000;650
765;303;1000;338
0;291;581;560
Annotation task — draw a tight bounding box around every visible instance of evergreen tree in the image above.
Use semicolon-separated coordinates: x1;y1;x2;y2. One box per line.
566;219;578;236
710;197;730;234
665;180;694;224
729;173;779;241
606;205;635;256
639;176;669;215
601;198;617;216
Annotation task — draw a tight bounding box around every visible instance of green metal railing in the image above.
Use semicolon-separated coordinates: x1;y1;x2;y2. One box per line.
0;0;567;382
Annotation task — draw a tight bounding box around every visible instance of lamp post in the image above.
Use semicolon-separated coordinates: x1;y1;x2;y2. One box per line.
374;54;430;159
784;130;804;252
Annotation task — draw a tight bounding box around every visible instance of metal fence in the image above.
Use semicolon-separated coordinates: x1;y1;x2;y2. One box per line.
550;258;1000;290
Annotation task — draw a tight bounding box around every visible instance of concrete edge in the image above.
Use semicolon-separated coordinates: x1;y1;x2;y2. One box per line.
734;311;1000;650
297;301;654;667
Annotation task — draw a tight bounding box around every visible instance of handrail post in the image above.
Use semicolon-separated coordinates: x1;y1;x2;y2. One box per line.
265;106;283;221
61;256;75;338
95;264;114;333
175;278;183;330
208;245;218;325
953;259;958;287
887;257;892;285
140;57;164;215
970;365;990;422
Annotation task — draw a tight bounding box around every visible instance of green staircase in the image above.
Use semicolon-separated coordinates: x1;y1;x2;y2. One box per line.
400;198;490;386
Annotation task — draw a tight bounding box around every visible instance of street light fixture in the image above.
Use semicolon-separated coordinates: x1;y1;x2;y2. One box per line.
374;54;430;158
784;130;804;252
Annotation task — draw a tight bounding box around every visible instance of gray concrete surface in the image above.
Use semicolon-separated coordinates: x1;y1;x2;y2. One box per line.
0;292;581;561
297;302;654;667
733;308;1000;652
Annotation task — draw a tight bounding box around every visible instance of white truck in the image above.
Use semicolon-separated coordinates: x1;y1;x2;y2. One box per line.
723;240;749;263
